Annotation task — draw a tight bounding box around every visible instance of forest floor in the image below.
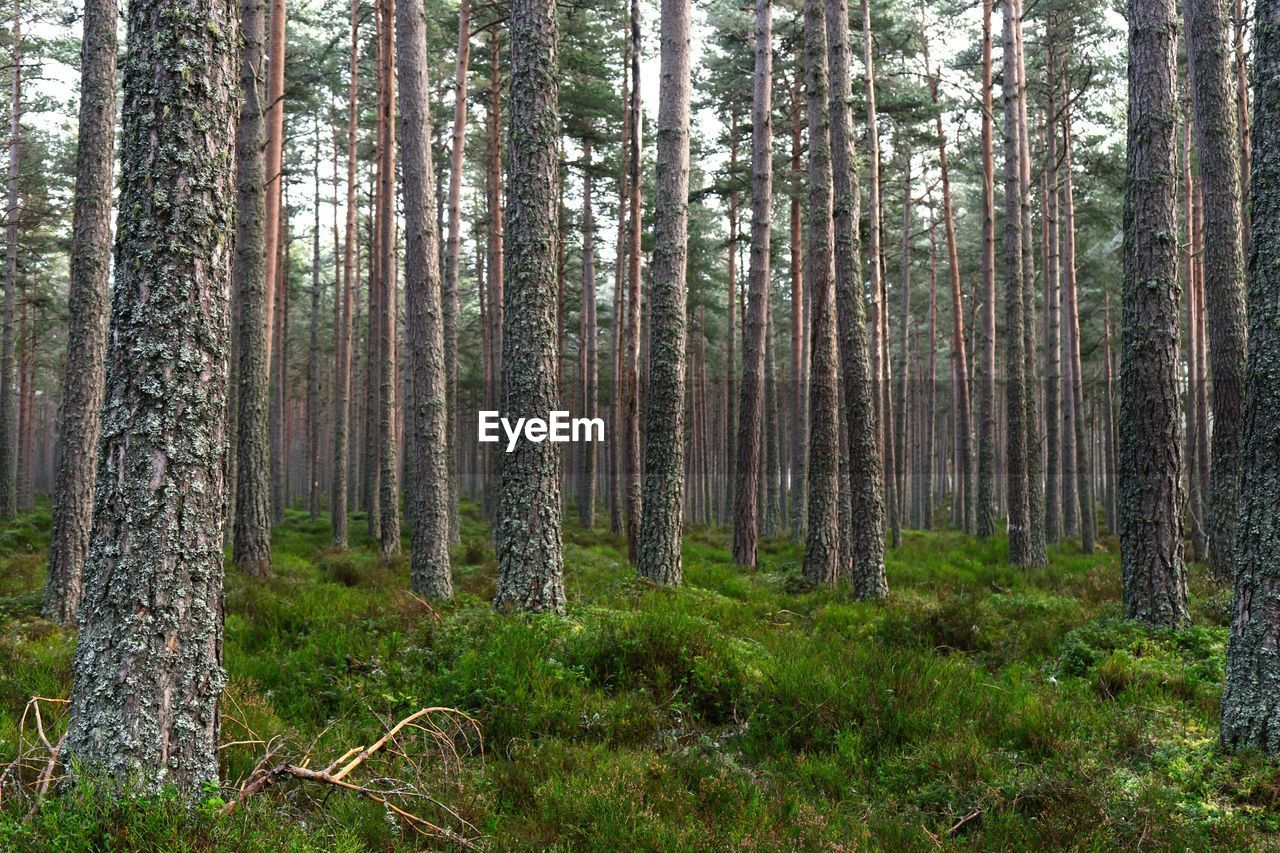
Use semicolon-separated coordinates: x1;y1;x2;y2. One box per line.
0;502;1277;849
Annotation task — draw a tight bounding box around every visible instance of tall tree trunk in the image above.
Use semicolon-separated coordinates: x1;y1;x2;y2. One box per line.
579;140;598;529
1042;58;1062;544
332;0;359;548
609;42;630;537
0;0;20;519
493;0;566;613
789;67;807;542
732;0;771;567
622;0;643;563
637;0;692;585
829;0;885;595
66;0;238;793
801;0;840;586
263;0;286;371
1183;0;1248;583
924;219;938;531
307;130;322;520
1001;0;1031;565
482;31;504;518
1221;0;1280;750
926;46;972;536
1120;0;1188;626
977;0;998;539
271;188;289;522
1102;286;1118;534
1062;103;1094;552
894;149;912;530
378;0;400;558
1014;0;1047;566
443;0;470;544
44;0;115;622
233;0;273;575
396;0;451;598
1235;0;1250;249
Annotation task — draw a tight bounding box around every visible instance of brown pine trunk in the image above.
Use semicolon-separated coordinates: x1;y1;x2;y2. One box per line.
0;0;20;518
1119;0;1188;626
623;0;643;563
976;0;998;539
579;140;598;529
789;65;807;542
377;0;400;558
45;0;115;622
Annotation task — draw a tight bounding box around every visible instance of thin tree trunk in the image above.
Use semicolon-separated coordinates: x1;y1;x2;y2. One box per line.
579;140;598;529
1062;103;1094;552
976;0;998;540
378;0;400;558
623;0;643;563
482;31;504;518
66;0;238;793
0;0;20;519
332;0;359;548
732;0;771;567
44;0;115;622
894;149;912;531
609;41;629;537
1001;0;1031;565
1042;57;1062;543
307;129;322;520
443;0;470;543
1119;0;1188;626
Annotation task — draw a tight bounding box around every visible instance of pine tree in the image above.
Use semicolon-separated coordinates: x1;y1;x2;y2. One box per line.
66;0;239;793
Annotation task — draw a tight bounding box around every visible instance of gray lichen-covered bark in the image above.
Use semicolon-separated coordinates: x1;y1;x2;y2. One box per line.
1001;0;1030;566
800;0;840;586
44;0;115;624
826;0;885;598
1183;0;1248;583
732;0;771;569
1221;0;1280;749
232;0;273;578
396;0;451;599
66;0;238;794
1119;0;1188;627
493;0;566;613
636;0;692;587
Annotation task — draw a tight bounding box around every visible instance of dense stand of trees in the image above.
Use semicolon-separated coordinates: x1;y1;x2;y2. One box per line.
0;0;1274;799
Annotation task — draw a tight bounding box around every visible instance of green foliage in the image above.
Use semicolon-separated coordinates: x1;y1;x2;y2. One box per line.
0;506;1275;848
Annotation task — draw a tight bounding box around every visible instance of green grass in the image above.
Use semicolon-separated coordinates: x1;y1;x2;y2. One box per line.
1;502;1277;849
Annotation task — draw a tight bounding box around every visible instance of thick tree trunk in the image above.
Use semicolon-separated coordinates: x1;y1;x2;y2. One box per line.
732;0;771;568
1183;0;1248;582
1119;0;1188;626
1221;0;1280;750
801;0;840;586
233;0;273;576
66;0;238;794
44;0;115;623
493;0;566;613
828;0;885;596
396;0;452;598
976;0;998;539
637;0;692;585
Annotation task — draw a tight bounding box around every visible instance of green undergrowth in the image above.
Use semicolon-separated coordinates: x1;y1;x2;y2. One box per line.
1;501;1277;849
